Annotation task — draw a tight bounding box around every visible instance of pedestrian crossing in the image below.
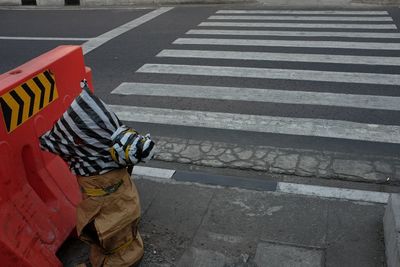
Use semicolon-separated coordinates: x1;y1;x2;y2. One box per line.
208;15;394;21
111;83;400;111
215;10;389;14
172;38;400;50
109;104;400;144
157;49;400;65
137;64;400;85
198;22;397;29
185;29;400;38
109;9;400;146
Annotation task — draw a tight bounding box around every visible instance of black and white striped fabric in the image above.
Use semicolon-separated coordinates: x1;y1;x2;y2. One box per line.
110;126;155;166
40;81;155;176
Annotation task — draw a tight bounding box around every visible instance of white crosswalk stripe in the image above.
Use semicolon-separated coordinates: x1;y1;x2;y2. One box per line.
157;49;400;66
215;10;389;15
137;64;400;85
208;15;393;21
110;9;400;145
109;105;400;144
173;38;400;50
111;82;400;111
186;29;400;39
198;22;397;29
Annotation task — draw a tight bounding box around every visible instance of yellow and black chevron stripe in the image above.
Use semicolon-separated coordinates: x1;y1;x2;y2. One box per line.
0;70;58;133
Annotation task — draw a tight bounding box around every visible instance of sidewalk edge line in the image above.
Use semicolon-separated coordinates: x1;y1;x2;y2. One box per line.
277;182;389;204
132;166;175;179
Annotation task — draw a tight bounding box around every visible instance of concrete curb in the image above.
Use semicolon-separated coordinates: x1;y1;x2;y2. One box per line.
353;0;400;4
0;0;254;6
1;0;399;5
36;0;64;5
133;166;391;203
80;0;253;5
0;0;19;4
384;194;400;267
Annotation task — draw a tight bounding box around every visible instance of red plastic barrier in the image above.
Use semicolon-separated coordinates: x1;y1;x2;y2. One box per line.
0;46;92;266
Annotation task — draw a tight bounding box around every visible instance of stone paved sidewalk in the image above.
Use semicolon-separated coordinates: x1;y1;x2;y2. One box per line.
257;0;400;6
154;136;399;184
58;177;387;267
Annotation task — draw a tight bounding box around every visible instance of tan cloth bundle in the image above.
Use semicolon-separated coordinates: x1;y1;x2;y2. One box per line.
76;168;143;267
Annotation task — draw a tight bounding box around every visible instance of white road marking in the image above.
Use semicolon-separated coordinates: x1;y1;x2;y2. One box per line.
82;7;173;55
277;182;389;204
157;49;400;66
186;29;400;39
128;165;389;203
111;82;400;111
199;21;397;29
132;166;175;179
137;64;400;85
108;105;400;144
173;38;400;50
0;36;90;41
216;10;389;15
208;15;393;21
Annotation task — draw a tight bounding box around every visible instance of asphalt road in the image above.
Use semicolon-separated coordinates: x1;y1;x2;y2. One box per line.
1;5;400;171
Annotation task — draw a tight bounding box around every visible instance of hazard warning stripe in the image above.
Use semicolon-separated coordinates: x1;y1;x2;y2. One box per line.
0;70;58;133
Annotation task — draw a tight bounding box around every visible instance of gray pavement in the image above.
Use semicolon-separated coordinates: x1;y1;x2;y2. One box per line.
2;6;400;183
384;194;400;267
0;4;397;267
58;175;387;266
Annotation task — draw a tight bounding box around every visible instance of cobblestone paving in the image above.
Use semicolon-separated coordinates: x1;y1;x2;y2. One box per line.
154;136;400;183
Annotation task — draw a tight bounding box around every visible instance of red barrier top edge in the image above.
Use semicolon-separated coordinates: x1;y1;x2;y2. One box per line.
0;45;83;94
